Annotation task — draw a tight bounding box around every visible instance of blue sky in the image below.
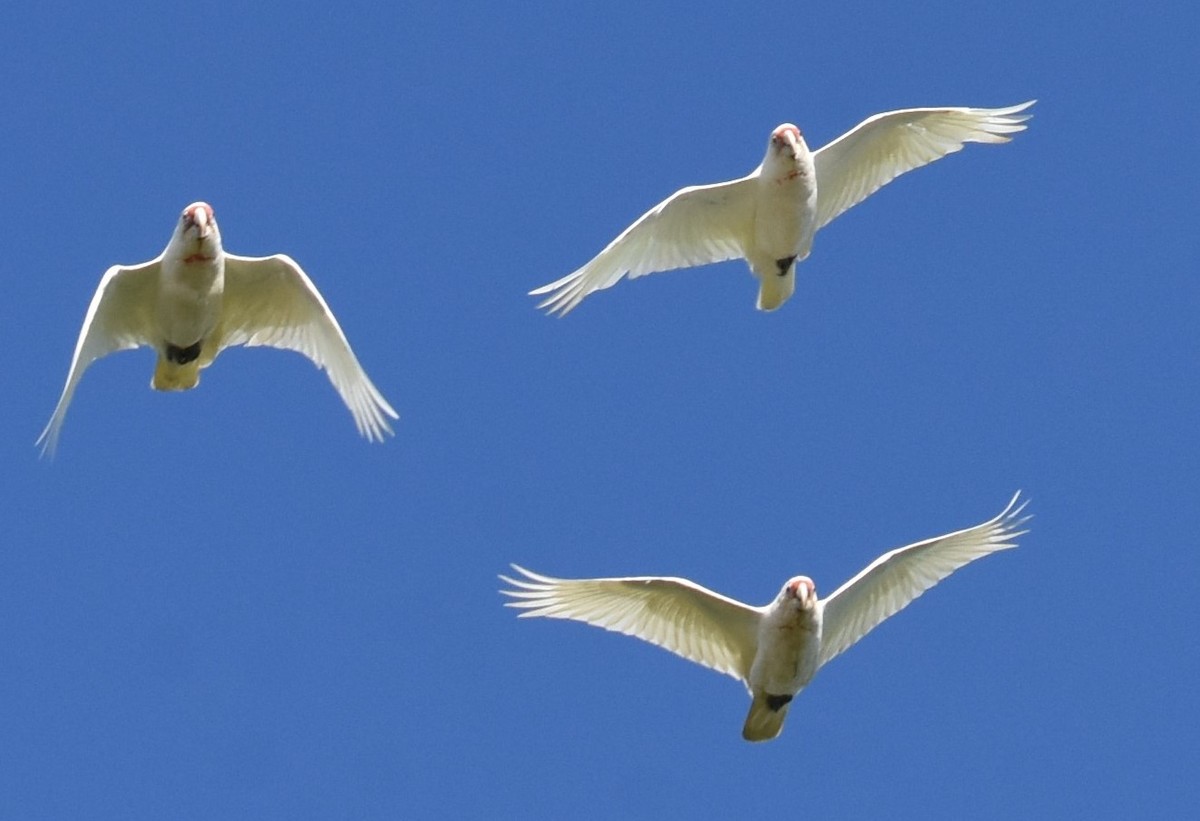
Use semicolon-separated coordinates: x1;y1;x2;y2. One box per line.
1;0;1197;817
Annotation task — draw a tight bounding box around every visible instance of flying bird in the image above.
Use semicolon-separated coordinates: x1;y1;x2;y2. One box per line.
501;493;1029;742
531;102;1034;315
37;202;398;455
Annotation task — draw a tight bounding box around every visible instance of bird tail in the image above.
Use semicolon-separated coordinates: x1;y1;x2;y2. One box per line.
152;356;201;391
756;272;795;312
742;693;792;742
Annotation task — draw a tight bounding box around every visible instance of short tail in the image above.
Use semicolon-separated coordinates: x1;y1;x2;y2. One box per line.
152;356;201;391
742;693;792;742
756;272;795;312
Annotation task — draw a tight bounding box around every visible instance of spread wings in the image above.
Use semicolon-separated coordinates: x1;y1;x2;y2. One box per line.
813;101;1034;231
817;493;1030;668
530;175;757;316
501;565;762;683
37;259;161;457
219;254;398;441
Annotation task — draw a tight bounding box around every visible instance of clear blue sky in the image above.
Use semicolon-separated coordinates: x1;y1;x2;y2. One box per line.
1;1;1196;818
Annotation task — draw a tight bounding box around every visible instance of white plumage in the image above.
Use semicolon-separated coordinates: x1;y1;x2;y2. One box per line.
531;102;1034;315
38;202;398;455
501;493;1029;741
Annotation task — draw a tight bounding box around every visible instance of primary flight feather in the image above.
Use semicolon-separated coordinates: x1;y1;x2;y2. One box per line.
501;493;1029;742
531;101;1034;315
37;202;398;455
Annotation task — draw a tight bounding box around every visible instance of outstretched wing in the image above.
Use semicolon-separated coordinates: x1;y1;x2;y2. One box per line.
501;565;762;682
530;175;757;316
812;101;1034;231
37;260;161;457
817;493;1030;668
219;254;398;441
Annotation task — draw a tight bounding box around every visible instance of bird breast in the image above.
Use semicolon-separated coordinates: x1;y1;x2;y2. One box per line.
749;605;821;694
156;254;226;346
752;156;817;268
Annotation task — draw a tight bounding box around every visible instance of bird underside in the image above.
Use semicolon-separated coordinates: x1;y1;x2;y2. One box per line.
742;691;794;742
765;693;793;711
755;265;796;311
165;341;202;365
153;340;206;391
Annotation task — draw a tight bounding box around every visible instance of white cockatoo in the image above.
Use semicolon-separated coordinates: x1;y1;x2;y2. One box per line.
37;202;398;455
501;493;1029;742
531;102;1034;315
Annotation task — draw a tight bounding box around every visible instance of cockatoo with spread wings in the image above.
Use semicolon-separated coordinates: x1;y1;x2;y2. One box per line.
501;494;1029;742
531;102;1034;315
37;202;398;455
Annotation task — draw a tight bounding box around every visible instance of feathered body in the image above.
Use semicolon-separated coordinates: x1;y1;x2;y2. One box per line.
531;102;1034;315
152;203;224;390
502;494;1029;742
38;202;398;454
748;125;818;311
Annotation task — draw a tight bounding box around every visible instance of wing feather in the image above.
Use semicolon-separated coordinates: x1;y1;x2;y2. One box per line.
813;101;1034;231
219;254;398;441
500;565;762;683
37;260;161;456
817;493;1030;668
530;175;757;316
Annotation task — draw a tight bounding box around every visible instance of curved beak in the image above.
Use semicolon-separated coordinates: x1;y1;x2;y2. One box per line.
183;204;213;239
786;578;815;608
191;206;210;238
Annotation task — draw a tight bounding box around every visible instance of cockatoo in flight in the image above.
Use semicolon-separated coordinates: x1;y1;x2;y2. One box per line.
501;493;1029;742
531;102;1034;315
37;202;398;455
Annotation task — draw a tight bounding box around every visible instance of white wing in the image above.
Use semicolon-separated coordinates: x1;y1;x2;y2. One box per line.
812;101;1034;232
501;565;762;682
817;493;1030;668
219;254;398;442
37;260;161;457
530;175;757;316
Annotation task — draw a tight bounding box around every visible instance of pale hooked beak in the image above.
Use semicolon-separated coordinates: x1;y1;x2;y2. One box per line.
191;206;210;238
184;203;213;239
781;128;802;156
786;577;814;605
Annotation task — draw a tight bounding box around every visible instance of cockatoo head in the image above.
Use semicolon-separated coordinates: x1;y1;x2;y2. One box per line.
171;202;221;256
769;124;806;159
780;575;817;612
761;124;811;184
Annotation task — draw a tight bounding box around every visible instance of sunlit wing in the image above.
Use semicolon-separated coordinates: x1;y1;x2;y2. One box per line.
37;259;161;457
817;493;1030;668
530;175;757;316
501;564;762;682
812;101;1034;231
219;254;398;441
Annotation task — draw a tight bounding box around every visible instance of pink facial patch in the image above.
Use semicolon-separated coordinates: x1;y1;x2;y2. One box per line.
184;202;214;224
772;124;802;142
787;577;814;597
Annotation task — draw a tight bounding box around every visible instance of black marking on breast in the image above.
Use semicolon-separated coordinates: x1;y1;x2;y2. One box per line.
765;693;793;712
166;341;202;365
775;256;796;277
